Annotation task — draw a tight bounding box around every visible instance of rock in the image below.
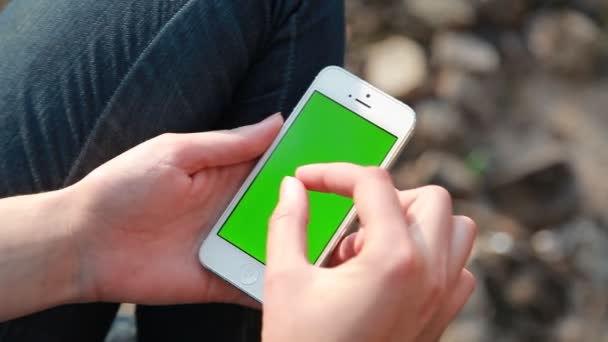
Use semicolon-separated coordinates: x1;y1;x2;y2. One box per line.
342;1;608;340
574;153;608;226
499;31;532;73
487;231;515;256
476;0;529;26
527;10;600;77
542;100;608;225
510;268;568;319
404;0;476;29
414;100;468;152
474;254;567;340
455;200;528;238
577;0;608;13
510;78;608;224
487;130;580;229
531;229;565;264
435;69;499;125
345;3;383;41
489;158;579;229
506;270;541;309
384;4;435;42
393;150;480;198
432;32;501;74
455;201;528;280
480;255;569;340
553;316;586;342
559;218;608;283
345;49;366;78
365;36;428;99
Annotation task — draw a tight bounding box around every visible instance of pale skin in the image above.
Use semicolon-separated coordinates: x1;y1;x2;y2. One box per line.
264;165;476;342
0;114;476;341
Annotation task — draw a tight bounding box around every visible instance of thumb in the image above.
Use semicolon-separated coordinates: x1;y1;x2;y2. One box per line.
266;177;309;270
166;113;283;174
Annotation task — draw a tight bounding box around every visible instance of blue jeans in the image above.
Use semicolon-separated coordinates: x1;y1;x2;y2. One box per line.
0;0;344;340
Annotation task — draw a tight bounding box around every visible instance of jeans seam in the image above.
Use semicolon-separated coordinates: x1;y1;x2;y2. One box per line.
62;0;197;187
278;12;297;113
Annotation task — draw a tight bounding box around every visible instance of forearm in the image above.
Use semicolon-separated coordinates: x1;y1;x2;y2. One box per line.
0;188;80;321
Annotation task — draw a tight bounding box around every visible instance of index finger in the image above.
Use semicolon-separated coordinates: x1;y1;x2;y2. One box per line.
296;163;411;255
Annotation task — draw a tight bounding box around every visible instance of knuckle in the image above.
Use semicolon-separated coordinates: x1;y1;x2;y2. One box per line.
426;185;451;200
154;133;182;153
424;185;453;206
383;247;421;281
155;132;178;144
426;274;447;303
365;167;392;183
266;263;308;286
264;267;291;290
269;209;293;227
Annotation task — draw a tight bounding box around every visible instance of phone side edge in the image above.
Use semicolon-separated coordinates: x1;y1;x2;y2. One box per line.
197;70;333;301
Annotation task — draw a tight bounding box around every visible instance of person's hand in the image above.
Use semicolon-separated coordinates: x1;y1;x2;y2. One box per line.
67;114;283;307
263;163;476;342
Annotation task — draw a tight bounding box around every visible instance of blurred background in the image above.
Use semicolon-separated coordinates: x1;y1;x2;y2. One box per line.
345;0;607;341
1;0;607;341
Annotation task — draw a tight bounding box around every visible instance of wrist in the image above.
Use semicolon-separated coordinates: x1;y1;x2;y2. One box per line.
44;185;91;305
0;187;88;320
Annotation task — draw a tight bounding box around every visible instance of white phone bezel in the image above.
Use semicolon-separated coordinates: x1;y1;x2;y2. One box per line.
199;66;416;302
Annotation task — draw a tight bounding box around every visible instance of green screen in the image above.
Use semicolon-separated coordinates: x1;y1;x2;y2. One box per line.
218;91;397;263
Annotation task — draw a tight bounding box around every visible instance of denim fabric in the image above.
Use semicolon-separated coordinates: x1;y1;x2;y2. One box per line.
0;0;344;340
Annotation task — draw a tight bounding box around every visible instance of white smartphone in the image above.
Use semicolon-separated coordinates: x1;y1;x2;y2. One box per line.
199;66;416;302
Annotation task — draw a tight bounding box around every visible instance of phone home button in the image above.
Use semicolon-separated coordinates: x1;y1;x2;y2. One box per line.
239;264;259;285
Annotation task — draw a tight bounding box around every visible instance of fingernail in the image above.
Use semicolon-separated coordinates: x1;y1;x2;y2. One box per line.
236;113;282;134
252;112;282;129
260;112;282;125
280;176;298;203
451;218;474;260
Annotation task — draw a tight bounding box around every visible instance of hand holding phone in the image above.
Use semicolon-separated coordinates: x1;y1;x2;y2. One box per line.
199;66;417;301
263;163;476;342
68;115;283;307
